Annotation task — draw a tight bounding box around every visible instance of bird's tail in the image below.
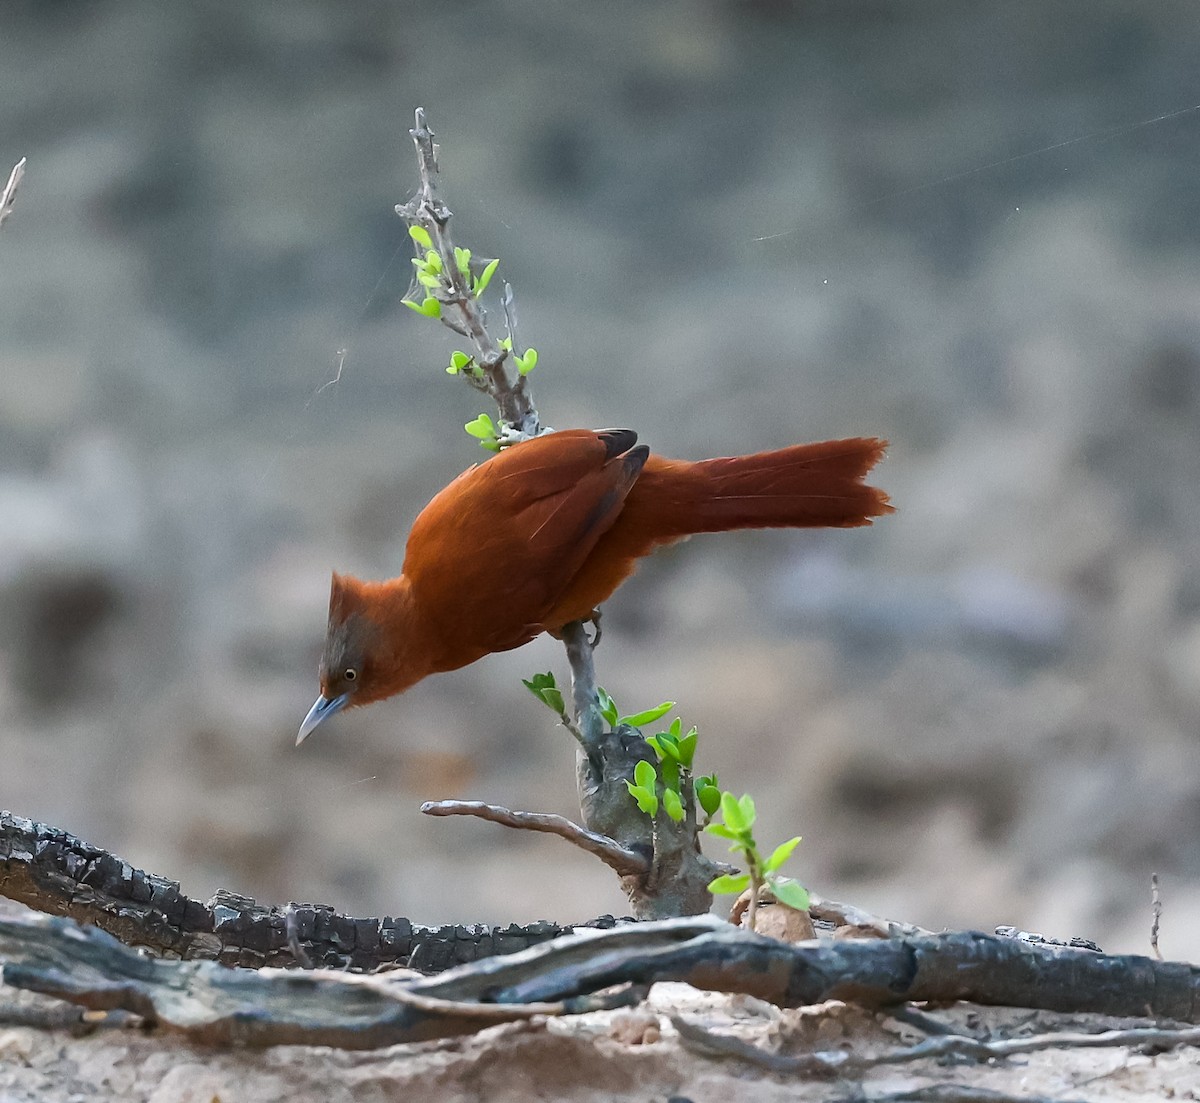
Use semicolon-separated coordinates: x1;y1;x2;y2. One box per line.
630;437;892;540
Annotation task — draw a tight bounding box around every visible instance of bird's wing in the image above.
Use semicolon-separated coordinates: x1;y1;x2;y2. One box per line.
402;429;647;653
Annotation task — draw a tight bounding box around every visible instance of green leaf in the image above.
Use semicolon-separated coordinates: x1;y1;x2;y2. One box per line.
737;794;757;830
633;760;657;790
768;877;811;912
521;674;565;716
454;246;471;277
677;727;698;768
663;788;684;822
464;413;497;439
418;271;442;289
707;873;751;895
516;348;539;376
720;791;748;833
408;225;432;249
424;249;442;273
474;257;499;297
596;687;619;726
658;756;680;793
446;350;476;376
625;782;658;818
704;822;740;841
620;701;675;728
644;735;664;759
656;735;681;763
763;836;802;874
420;297;442;318
696;783;721;818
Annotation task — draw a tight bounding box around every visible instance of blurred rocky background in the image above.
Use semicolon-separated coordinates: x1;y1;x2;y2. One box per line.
3;0;1200;957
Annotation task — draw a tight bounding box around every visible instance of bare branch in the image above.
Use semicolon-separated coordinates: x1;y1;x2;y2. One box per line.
0;158;26;231
420;799;649;877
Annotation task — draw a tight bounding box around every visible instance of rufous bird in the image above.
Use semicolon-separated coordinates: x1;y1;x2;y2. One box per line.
297;428;890;743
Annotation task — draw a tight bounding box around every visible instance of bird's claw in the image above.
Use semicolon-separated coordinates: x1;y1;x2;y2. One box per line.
586;609;603;648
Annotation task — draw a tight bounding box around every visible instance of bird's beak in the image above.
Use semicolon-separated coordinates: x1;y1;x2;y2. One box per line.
296;692;350;745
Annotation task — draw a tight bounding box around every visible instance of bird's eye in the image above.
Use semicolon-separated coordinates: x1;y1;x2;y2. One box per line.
343;668;357;682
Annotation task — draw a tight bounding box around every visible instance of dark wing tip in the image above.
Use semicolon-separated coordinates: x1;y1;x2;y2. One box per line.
595;428;639;460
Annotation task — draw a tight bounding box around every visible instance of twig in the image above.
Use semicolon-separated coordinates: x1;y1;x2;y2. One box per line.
672;1013;1200;1074
419;800;649;877
0;158;26;231
396;109;540;438
1151;871;1163;961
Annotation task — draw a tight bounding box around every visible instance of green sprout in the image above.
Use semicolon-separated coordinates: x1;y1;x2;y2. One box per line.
596;688;674;730
513;348;538;376
705;792;809;930
474;257;499;298
626;760;660;818
402;296;442;318
402;224;499;314
464;412;503;452
522;671;565;716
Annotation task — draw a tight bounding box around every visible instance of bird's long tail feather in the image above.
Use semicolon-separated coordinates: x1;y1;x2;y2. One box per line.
631;437;892;539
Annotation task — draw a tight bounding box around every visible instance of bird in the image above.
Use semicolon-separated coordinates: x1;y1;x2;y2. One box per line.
297;428;891;743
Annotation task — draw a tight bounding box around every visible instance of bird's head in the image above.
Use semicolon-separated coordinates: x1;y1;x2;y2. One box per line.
296;572;384;745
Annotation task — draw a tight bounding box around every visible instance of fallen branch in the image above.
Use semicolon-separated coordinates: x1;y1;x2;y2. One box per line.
4;907;1200;1049
0;810;628;972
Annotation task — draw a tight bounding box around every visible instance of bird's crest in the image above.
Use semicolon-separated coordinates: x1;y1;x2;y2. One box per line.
328;571;371;623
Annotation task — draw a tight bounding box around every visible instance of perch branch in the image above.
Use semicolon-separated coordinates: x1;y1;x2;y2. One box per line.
419;800;649;877
560;618;605;749
1;158;26;231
